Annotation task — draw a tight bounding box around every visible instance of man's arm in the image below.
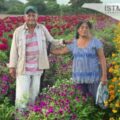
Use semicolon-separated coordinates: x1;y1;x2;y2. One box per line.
42;25;64;46
9;30;18;78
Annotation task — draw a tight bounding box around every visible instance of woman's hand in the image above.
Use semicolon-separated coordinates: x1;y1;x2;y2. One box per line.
101;75;107;85
63;40;73;45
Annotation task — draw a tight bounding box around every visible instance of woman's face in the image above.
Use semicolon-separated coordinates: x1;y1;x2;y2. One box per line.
77;23;90;38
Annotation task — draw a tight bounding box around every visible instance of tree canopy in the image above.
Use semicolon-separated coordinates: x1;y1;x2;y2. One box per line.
0;0;102;15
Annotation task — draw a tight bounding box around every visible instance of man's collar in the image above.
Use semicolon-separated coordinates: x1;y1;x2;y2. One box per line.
23;23;39;30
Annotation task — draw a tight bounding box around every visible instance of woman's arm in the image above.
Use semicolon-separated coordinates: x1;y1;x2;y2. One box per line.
51;46;70;55
97;48;107;84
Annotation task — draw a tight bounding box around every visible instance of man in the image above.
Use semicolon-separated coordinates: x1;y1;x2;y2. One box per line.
9;6;64;112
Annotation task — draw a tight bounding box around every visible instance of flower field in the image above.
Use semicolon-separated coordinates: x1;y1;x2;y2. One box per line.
0;14;120;120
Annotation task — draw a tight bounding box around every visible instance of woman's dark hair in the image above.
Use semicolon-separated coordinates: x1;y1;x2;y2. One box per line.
75;20;92;39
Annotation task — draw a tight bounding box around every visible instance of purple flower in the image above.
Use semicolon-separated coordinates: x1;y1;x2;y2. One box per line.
47;106;54;114
71;114;77;119
59;108;63;115
40;101;47;108
1;89;7;94
75;97;80;102
32;105;41;112
1;75;9;81
60;92;66;97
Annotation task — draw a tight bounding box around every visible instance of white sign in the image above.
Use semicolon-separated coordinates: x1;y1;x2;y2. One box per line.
82;3;120;21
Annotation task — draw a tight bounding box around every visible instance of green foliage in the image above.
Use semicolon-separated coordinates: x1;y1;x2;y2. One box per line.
45;0;60;15
7;4;25;14
0;0;7;12
55;31;74;40
26;79;108;120
0;97;15;120
27;112;41;120
94;24;116;57
42;54;72;88
4;0;25;14
94;24;116;42
69;0;102;14
0;51;8;63
41;33;73;88
0;0;103;15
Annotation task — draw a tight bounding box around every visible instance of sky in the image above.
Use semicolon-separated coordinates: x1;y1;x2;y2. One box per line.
101;0;120;3
19;0;70;4
19;0;120;4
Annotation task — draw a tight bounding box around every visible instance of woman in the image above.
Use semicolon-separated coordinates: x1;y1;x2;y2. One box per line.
51;21;107;100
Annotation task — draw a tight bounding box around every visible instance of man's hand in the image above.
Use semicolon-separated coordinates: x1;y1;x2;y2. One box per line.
9;68;16;78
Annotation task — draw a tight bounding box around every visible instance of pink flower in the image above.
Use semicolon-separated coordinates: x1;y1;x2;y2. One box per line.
59;108;63;115
32;105;42;112
8;34;13;38
47;106;54;114
75;97;80;102
1;75;9;81
0;44;8;50
1;38;8;44
82;96;87;102
0;32;3;37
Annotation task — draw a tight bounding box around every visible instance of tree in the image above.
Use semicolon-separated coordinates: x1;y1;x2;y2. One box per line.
69;0;102;7
44;0;60;15
69;0;102;14
0;0;7;12
6;0;25;14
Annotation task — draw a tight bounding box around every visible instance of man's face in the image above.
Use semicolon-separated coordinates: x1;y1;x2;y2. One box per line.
24;12;38;25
